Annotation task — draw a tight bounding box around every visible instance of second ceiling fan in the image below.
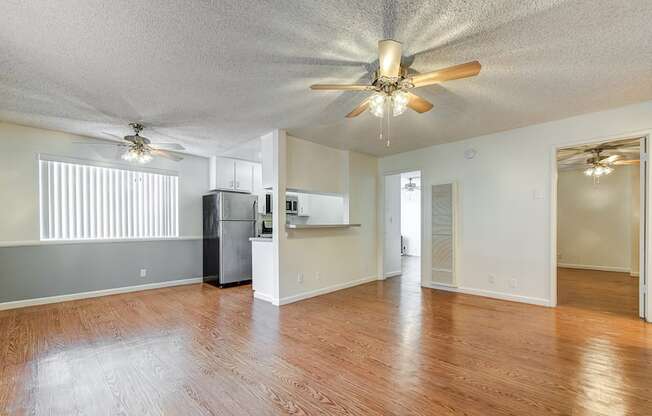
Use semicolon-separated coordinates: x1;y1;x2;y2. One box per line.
310;39;481;146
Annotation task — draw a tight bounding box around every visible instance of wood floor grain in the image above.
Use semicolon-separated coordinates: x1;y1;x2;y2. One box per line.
1;262;651;415
558;267;639;317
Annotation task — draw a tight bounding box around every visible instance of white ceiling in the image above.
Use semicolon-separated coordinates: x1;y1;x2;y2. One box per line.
2;1;652;158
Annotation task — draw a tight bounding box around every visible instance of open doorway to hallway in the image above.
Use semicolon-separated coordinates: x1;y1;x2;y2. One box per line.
556;136;644;318
384;170;421;284
400;172;421;283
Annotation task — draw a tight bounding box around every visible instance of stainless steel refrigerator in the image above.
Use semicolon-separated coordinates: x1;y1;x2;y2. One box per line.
203;192;257;287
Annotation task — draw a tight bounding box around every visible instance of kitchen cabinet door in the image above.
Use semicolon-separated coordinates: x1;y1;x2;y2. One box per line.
211;157;236;190
235;160;253;193
297;193;310;217
252;163;265;213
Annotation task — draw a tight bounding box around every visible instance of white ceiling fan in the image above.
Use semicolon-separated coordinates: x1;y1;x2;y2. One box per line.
76;123;185;163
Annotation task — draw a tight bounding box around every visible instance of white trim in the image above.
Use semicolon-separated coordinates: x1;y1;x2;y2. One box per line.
383;270;402;278
425;282;459;292
550;129;652;316
631;272;640;277
0;277;202;311
423;282;551;307
277;275;377;306
558;263;631;273
0;236;202;248
253;291;278;305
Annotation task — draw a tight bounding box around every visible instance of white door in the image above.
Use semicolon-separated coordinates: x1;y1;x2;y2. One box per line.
214;158;236;190
640;137;647;319
384;174;402;277
235;160;253;193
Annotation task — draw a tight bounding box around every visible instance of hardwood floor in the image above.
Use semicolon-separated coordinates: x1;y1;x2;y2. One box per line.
558;267;640;317
1;269;651;415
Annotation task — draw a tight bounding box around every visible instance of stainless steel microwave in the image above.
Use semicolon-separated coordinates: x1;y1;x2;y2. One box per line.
286;195;298;215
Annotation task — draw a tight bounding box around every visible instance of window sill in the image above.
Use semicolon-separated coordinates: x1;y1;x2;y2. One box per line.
0;237;202;248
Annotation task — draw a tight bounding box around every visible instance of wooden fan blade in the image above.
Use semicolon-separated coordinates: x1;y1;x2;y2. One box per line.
101;131;128;141
151;149;183;162
410;61;481;88
151;143;186;150
73;141;127;147
405;92;433;113
310;84;375;91
600;154;621;164
346;97;371;118
613;159;640;165
557;149;588;161
378;39;402;78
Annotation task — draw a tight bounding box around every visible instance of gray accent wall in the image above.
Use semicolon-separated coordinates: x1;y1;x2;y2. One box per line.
0;122;208;305
0;240;202;303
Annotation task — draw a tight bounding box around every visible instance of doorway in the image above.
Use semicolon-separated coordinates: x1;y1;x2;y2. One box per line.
383;170;421;284
555;136;645;318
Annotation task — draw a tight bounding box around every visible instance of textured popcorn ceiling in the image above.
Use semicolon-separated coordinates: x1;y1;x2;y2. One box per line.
2;1;652;157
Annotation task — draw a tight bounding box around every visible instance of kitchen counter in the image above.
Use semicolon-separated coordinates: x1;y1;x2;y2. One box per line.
285;223;361;229
249;237;272;242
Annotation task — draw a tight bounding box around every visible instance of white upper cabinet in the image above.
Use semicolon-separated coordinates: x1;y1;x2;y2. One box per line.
234;160;253;193
252;163;265;214
209;157;255;193
210;157;236;190
297;193;310;217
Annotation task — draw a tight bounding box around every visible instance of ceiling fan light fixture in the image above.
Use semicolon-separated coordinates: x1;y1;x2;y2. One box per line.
392;90;409;116
369;93;386;118
122;146;153;164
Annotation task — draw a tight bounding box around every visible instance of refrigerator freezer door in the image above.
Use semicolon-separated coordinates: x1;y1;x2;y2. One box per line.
219;220;255;284
202;194;220;284
220;192;257;221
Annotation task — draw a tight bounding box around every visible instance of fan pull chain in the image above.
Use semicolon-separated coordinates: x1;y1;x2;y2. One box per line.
386;112;391;147
385;98;391;147
378;114;383;142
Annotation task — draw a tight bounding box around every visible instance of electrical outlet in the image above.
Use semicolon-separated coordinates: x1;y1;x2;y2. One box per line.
509;278;517;288
140;269;147;278
297;272;304;283
488;274;495;284
315;272;320;280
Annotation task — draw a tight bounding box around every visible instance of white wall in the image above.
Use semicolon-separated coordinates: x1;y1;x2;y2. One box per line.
379;100;652;307
400;173;421;256
0;122;208;241
274;134;378;303
383;174;402;276
557;166;638;272
286;135;347;194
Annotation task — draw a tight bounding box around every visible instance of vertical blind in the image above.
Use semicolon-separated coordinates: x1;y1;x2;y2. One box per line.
39;158;179;241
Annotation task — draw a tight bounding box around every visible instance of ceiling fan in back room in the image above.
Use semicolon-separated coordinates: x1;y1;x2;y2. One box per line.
74;123;186;164
310;39;482;147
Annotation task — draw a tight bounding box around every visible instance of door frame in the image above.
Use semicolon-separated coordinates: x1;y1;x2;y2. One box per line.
549;129;650;321
378;169;424;284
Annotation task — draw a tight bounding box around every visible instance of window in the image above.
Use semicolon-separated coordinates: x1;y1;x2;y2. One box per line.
39;156;178;241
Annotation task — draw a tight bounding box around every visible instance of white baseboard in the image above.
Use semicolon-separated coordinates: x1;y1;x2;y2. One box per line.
253;291;279;305
558;263;630;273
278;275;378;306
423;282;551;307
0;277;203;311
383;270;402;278
630;272;640;277
425;282;459;292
